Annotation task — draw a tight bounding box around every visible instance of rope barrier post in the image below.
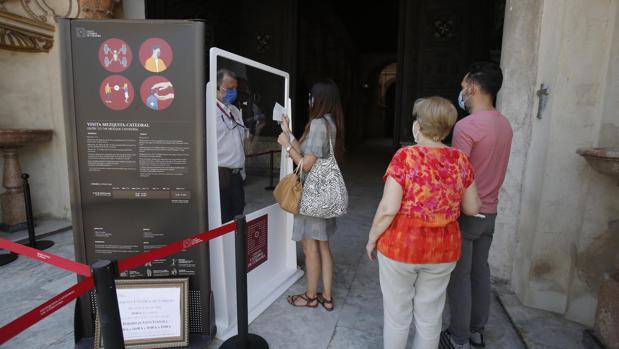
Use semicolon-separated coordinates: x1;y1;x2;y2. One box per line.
21;174;54;251
0;251;18;266
264;151;275;191
221;215;268;349
92;259;125;349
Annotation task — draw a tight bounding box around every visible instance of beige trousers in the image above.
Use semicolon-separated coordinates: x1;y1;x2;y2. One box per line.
378;252;456;349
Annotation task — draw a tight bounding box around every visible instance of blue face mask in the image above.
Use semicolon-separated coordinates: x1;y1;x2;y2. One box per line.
458;90;467;110
223;88;237;105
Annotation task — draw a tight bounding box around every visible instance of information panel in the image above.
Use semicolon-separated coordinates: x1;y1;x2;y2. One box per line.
60;19;211;341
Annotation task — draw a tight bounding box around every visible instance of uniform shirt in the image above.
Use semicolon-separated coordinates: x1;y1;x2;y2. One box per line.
216;100;246;169
452;110;512;214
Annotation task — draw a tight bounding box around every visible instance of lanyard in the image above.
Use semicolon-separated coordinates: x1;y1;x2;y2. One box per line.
217;102;246;130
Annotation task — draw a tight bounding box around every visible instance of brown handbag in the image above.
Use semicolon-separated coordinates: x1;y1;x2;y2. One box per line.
273;159;303;214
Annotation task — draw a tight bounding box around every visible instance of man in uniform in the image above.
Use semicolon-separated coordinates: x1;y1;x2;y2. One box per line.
215;68;247;223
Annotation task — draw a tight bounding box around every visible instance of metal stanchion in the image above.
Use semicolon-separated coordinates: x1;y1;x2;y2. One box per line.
221;215;268;349
22;174;54;250
264;151;275;191
0;251;18;266
92;259;125;349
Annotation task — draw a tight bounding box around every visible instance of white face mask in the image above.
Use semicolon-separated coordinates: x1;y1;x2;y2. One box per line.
458;86;473;111
412;121;421;143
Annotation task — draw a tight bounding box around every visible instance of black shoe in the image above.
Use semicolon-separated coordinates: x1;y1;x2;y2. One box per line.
469;330;485;348
440;329;471;349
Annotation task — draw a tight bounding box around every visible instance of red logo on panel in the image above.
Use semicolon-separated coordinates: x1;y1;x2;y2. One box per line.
100;75;134;111
140;76;175;111
139;38;173;73
98;38;132;73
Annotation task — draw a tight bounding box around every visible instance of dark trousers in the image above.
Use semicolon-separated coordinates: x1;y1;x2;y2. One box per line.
219;167;245;223
447;213;497;344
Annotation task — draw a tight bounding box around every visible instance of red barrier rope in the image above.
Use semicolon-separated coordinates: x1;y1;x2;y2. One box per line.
0;238;91;277
0;221;237;346
0;277;94;345
118;221;235;272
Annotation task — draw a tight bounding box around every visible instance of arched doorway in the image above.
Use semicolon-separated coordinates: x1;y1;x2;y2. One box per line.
378;63;397;138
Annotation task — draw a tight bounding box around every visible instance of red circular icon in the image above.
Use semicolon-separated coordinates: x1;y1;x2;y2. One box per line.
140;76;175;111
139;38;173;73
98;38;132;73
100;75;134;111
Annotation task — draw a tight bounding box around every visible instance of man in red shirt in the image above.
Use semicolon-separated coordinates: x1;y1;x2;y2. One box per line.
441;62;513;349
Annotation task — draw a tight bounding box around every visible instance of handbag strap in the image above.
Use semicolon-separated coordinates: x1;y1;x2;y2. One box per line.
325;119;335;159
294;158;303;175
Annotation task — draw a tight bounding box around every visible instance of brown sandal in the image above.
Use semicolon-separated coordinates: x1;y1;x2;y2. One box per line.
317;293;335;312
287;293;318;308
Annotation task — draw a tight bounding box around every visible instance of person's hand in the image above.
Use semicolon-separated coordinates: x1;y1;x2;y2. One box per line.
152;81;173;90
255;120;266;135
366;239;377;262
277;132;290;147
280;115;291;134
155;93;175;100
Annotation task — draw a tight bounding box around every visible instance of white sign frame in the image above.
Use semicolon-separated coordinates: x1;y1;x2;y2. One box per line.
95;278;189;349
206;47;303;340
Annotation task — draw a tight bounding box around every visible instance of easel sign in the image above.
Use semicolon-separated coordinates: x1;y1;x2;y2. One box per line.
95;278;189;349
206;48;303;339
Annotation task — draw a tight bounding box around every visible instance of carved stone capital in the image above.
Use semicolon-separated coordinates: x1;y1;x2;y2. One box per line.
78;0;115;19
0;9;54;52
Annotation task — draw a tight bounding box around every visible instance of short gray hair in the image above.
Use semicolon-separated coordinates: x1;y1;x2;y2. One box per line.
217;68;237;89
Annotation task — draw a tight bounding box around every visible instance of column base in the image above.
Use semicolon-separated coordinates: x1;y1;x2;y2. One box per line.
0;221;28;233
0;252;18;266
221;334;269;349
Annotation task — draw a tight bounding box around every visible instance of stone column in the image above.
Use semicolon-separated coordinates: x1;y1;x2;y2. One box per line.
0;148;26;231
79;0;116;19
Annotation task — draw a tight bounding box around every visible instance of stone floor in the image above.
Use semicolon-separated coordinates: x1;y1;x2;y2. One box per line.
0;139;587;348
0;217;71;244
494;283;590;349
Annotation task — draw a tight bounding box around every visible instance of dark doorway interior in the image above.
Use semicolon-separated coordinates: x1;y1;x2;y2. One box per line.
397;0;506;145
385;84;396;139
145;0;505;149
293;1;399;147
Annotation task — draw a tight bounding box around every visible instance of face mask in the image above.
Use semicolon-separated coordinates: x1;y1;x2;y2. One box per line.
458;90;467;110
412;121;420;143
223;88;237;105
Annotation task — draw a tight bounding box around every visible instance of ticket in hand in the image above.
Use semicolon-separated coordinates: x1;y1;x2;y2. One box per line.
273;102;285;122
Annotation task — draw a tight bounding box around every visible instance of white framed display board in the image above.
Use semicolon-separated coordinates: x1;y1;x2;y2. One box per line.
206;47;303;340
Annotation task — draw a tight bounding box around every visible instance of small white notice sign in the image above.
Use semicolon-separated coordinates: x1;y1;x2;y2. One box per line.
95;278;189;348
118;287;182;340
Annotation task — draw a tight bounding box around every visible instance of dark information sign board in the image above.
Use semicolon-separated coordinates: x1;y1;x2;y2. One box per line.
59;19;213;343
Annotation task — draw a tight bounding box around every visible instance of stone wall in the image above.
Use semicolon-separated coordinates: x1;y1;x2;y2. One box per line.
492;0;543;281
564;0;619;325
0;1;143;221
497;0;619;326
0;0;77;220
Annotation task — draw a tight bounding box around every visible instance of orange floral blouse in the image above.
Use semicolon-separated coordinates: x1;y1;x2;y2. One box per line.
377;146;475;264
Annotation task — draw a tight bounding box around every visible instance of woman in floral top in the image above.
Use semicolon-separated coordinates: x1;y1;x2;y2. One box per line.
366;97;481;349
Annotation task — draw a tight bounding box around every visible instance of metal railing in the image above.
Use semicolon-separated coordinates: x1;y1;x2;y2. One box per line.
245;149;280;191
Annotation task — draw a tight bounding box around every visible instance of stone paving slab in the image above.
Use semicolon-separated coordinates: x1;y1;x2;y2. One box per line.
495;282;590;349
